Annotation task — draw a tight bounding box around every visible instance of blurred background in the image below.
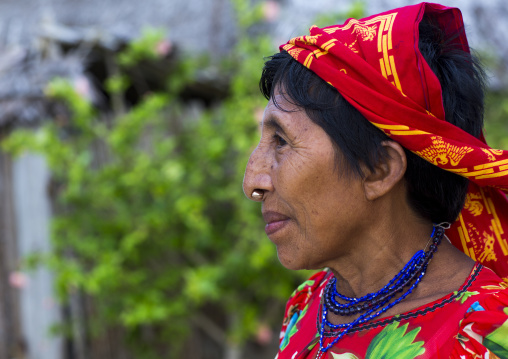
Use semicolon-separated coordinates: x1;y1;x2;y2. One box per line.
0;0;507;358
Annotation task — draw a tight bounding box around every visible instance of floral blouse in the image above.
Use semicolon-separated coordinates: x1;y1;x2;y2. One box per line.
276;264;508;359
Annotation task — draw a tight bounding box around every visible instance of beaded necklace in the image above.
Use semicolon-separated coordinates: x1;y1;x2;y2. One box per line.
317;226;445;358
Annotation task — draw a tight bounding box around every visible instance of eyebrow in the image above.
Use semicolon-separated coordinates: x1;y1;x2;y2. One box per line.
263;116;288;135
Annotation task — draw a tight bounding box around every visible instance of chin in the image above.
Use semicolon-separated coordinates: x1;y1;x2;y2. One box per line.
277;251;300;270
277;250;314;271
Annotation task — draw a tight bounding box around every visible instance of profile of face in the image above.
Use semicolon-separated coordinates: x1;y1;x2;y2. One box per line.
243;92;373;271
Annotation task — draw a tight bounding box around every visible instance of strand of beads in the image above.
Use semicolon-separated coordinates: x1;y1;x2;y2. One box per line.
331;245;427;303
324;226;441;320
325;249;426;315
318;226;444;354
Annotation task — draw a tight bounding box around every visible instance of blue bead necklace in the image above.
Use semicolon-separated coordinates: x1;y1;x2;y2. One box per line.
317;226;444;357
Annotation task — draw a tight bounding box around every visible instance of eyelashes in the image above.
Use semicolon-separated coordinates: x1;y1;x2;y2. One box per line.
273;133;288;148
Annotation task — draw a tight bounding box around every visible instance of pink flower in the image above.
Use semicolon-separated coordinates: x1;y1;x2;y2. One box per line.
9;271;28;289
263;1;280;22
73;75;92;100
256;323;273;346
156;40;173;57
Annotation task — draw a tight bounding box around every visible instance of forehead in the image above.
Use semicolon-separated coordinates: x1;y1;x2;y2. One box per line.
262;93;306;126
266;92;301;112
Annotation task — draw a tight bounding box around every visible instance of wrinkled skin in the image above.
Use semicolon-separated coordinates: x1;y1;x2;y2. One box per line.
243;93;370;271
242;91;475;319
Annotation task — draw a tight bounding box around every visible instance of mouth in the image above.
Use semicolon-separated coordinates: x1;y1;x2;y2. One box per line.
262;211;290;236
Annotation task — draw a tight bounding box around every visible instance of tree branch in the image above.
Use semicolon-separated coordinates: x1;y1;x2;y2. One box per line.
191;312;228;347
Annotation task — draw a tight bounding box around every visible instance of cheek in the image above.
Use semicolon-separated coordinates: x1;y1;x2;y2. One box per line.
304;173;362;236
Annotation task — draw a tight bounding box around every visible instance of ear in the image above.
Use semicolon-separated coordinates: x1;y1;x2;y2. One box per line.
362;141;407;201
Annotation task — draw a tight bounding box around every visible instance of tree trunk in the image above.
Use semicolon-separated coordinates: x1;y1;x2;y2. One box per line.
224;341;241;359
224;313;242;359
69;286;88;359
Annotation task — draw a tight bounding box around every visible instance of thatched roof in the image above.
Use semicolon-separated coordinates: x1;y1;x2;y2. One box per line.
1;0;508;129
0;0;237;129
0;24;119;128
0;46;86;127
0;0;236;55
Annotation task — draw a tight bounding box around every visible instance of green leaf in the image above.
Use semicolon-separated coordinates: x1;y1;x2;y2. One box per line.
484;319;508;357
365;322;425;359
454;290;480;304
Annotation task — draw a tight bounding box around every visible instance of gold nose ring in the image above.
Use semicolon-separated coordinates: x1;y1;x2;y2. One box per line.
251;190;264;200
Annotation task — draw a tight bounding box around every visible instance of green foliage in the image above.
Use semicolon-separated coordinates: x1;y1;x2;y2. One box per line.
314;1;365;28
2;3;302;357
105;74;130;94
485;91;508;149
117;28;167;67
231;0;264;29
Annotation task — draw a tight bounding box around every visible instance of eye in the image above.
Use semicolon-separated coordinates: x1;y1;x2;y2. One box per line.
273;133;288;148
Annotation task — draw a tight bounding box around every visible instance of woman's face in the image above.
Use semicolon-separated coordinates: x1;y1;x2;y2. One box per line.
243;92;371;270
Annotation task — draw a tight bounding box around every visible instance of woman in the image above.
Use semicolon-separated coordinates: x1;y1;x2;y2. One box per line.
243;3;508;359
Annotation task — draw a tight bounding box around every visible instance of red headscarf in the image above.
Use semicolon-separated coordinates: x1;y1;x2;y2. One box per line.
280;2;508;279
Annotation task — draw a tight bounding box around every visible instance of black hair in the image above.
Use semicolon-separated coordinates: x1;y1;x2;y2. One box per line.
259;15;486;224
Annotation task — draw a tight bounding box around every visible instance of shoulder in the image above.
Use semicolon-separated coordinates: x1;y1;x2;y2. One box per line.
278;270;330;347
285;270;330;312
451;265;508;358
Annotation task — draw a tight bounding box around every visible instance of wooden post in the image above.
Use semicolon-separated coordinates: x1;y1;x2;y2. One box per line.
12;153;63;359
0;151;25;358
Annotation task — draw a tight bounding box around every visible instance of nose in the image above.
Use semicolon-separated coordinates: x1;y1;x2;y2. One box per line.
243;144;274;202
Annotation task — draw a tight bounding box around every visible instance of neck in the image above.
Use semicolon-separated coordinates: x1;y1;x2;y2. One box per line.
325;197;434;299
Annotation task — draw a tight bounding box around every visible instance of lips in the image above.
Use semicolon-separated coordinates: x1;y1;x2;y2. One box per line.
262;211;290;235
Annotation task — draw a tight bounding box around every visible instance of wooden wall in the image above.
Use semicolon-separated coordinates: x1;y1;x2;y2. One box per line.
0;151;64;359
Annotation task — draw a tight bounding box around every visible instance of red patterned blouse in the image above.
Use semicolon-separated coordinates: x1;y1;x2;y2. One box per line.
276;264;508;359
